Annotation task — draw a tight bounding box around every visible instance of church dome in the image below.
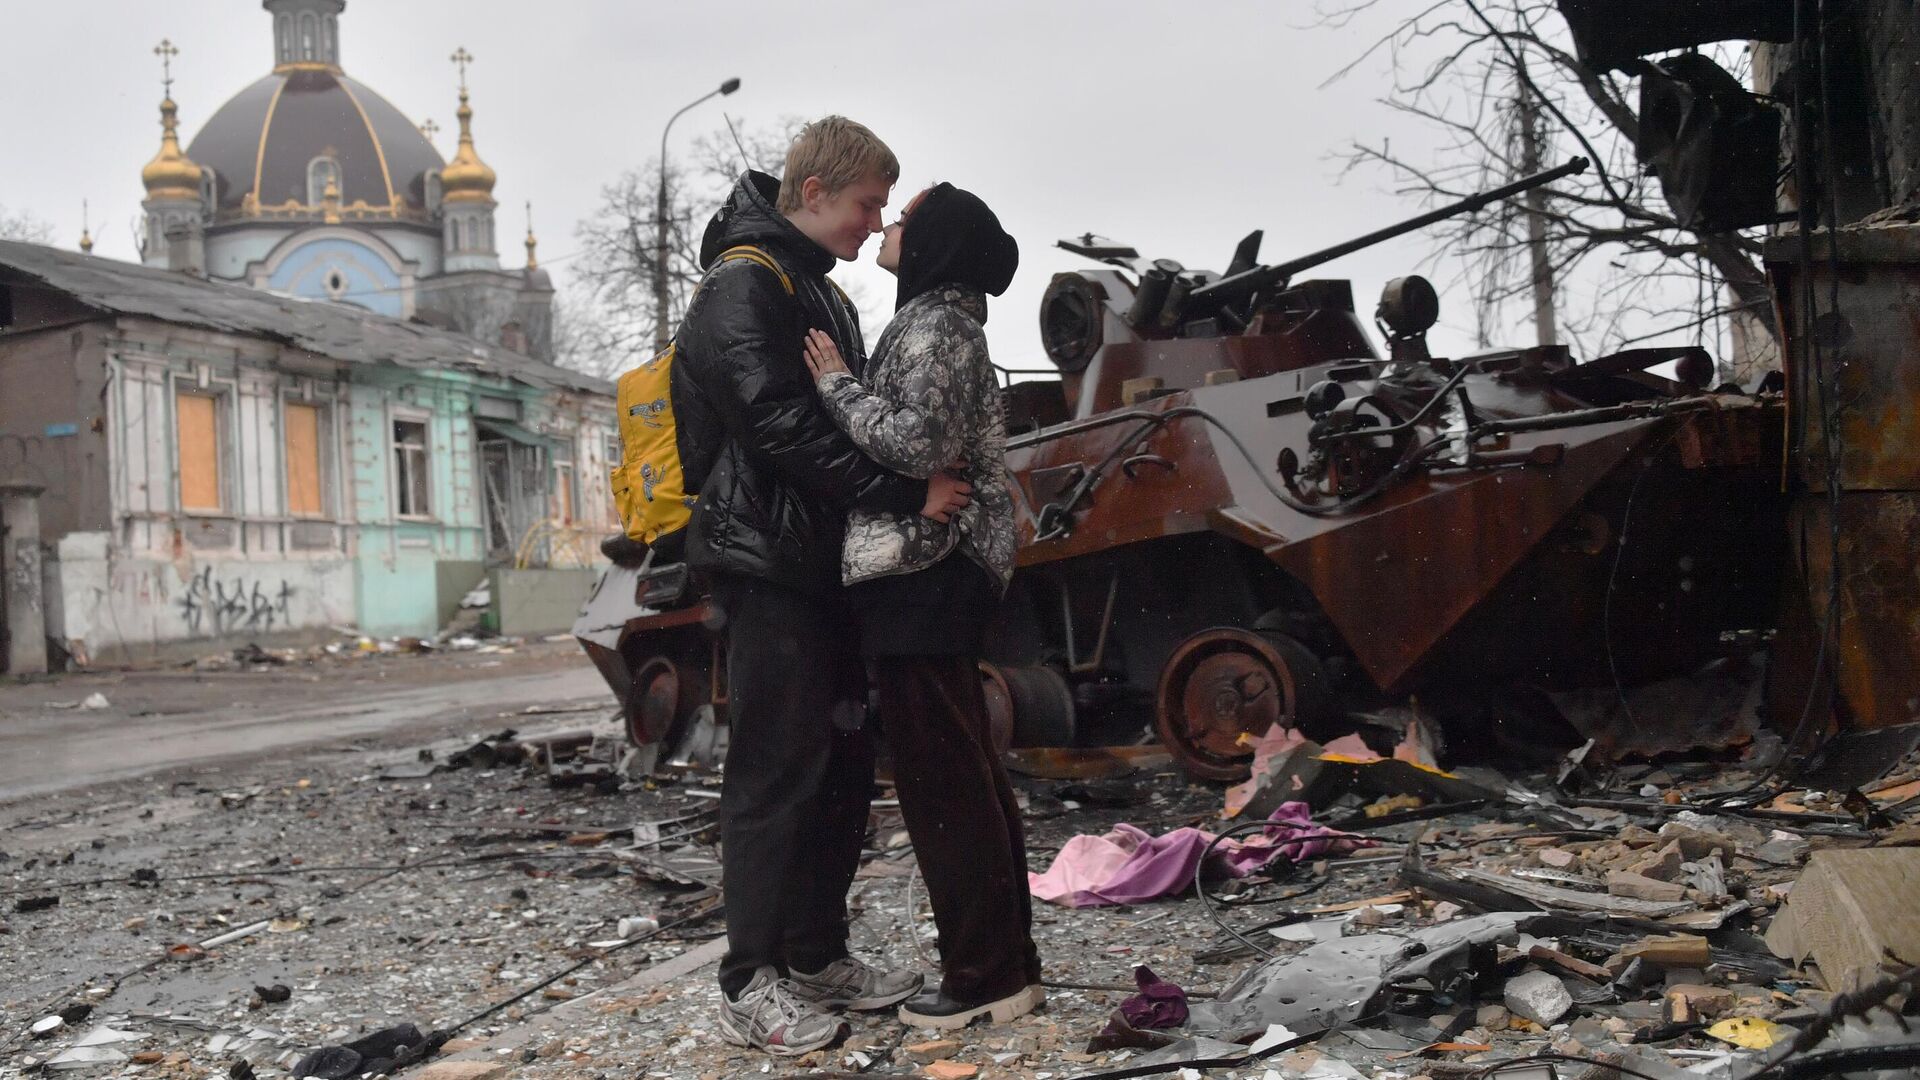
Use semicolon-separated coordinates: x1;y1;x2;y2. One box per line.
438;88;497;204
141;97;203;201
186;67;445;219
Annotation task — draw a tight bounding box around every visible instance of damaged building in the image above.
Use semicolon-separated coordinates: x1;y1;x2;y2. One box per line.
0;238;616;667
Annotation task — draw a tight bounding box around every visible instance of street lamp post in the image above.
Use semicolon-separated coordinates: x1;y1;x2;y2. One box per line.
654;77;741;354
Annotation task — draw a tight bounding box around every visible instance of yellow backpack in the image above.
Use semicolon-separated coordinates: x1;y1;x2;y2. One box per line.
611;245;793;544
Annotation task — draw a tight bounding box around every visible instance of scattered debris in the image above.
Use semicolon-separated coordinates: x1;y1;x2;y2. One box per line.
30;1015;65;1038
1030;802;1373;907
1503;970;1573;1026
1765;848;1920;990
5;650;1918;1080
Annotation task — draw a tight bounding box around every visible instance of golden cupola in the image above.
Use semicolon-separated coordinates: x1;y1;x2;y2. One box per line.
438;72;497;205
142;96;204;202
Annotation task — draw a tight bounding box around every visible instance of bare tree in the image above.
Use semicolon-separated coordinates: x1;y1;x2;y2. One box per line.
560;117;827;379
0;205;55;244
1319;0;1776;376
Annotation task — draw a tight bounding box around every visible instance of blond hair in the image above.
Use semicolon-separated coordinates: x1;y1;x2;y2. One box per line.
776;116;900;213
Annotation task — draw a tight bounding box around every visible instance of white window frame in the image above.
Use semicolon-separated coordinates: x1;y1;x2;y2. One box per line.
391;411;434;520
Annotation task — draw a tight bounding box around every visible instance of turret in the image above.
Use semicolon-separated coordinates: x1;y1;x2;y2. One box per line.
140;39;208;273
439;47;499;272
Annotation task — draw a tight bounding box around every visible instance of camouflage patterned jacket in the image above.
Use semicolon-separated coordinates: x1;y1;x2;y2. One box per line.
817;284;1015;589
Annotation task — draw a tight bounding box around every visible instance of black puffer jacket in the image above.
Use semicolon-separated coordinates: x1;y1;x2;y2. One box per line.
672;171;924;593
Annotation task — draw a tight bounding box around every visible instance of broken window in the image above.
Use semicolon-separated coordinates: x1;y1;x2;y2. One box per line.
477;424;550;561
284;402;326;517
176;391;224;513
552;441;576;525
604;432;622;526
393;418;430;517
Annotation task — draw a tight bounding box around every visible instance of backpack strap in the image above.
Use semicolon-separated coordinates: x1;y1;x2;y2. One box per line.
714;244;794;295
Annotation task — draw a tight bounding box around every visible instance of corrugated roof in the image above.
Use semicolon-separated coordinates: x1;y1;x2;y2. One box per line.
0;239;610;397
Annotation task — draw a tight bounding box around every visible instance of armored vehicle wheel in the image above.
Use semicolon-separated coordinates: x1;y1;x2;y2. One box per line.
980;662;1076;749
978;663;1016;756
627;655;708;750
1154;628;1329;781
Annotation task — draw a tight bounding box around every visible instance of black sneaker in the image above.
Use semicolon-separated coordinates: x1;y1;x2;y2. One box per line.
897;984;1045;1030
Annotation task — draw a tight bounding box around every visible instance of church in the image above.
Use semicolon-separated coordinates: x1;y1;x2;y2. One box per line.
0;0;615;672
137;0;553;360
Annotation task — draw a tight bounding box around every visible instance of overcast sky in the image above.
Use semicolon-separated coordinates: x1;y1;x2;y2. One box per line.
7;0;1583;369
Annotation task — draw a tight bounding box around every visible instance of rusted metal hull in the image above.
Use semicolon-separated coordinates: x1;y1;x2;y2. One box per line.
994;345;1787;774
572;564;717;747
1768;223;1920;732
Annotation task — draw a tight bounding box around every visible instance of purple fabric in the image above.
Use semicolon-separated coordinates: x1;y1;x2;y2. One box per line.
1028;801;1373;908
1117;965;1189;1029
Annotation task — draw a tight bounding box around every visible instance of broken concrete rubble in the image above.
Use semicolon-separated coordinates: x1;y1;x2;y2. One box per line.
4;656;1919;1080
1502;970;1573;1026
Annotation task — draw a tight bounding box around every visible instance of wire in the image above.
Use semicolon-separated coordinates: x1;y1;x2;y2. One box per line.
901;865;940;971
1466;1052;1680;1080
1780;1044;1920;1080
1027;401;1457;543
438;903;724;1036
1191;816;1379;961
0;838;710;897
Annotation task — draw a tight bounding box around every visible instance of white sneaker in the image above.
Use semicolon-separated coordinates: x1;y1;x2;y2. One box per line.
716;966;848;1056
789;955;923;1011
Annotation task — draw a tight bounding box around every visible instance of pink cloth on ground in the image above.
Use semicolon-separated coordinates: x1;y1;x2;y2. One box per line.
1027;801;1373;908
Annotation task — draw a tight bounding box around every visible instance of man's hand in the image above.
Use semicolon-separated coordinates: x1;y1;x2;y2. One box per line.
803;328;852;383
921;471;973;523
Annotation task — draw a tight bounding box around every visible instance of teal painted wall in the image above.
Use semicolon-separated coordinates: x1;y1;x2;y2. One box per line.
338;366;612;638
346;368;493;636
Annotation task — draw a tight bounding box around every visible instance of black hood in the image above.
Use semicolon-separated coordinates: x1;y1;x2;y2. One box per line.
895;182;1019;312
698;170;837;276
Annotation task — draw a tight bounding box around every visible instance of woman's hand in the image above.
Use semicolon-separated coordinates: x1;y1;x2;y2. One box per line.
803;328;851;383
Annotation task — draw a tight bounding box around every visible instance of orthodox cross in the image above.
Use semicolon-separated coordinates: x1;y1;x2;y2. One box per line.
420;118;440;140
154;38;179;98
450;47;473;92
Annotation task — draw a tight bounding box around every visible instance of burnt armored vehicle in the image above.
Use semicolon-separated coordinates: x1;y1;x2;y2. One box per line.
580;159;1787;779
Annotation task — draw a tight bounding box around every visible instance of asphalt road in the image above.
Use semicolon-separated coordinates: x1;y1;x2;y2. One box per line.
0;642;612;803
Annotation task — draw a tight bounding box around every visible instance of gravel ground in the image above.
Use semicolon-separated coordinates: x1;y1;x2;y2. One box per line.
5;675;1889;1080
0;696;1456;1080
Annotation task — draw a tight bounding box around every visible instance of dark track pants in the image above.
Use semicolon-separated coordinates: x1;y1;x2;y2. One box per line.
874;654;1041;1002
711;573;874;998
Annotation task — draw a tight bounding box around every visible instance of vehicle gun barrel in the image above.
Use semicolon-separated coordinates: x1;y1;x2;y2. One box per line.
1189;157;1589;315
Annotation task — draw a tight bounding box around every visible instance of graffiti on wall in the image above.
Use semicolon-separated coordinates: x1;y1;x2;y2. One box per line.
177;567;295;636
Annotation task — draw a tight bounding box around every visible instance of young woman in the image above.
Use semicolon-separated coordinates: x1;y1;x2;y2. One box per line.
802;182;1042;1029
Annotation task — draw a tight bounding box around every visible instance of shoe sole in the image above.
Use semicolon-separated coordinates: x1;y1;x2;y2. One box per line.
716;1007;847;1057
897;984;1045;1031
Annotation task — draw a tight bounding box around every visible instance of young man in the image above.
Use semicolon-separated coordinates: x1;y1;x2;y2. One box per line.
671;116;973;1056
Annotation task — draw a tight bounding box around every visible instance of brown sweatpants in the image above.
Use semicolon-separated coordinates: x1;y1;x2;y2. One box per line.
874;654;1042;1003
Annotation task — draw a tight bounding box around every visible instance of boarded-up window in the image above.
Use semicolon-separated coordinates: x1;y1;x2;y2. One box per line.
394;419;430;516
176;392;222;512
285;403;323;516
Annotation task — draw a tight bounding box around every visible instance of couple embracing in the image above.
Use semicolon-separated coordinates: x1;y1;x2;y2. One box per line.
669;116;1041;1055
